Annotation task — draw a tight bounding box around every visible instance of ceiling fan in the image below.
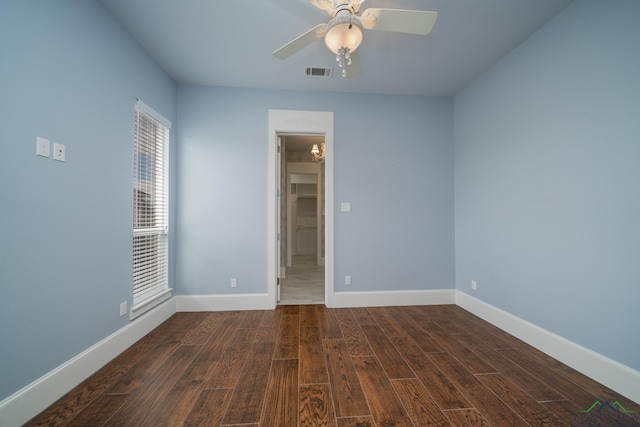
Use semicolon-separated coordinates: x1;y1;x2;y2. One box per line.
272;0;438;77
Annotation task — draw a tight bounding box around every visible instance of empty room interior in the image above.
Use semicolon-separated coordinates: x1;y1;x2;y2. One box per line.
1;0;639;425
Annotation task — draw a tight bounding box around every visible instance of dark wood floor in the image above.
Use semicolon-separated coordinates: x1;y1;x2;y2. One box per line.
26;304;637;426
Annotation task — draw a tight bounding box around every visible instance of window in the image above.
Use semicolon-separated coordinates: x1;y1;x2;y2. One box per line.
131;100;171;319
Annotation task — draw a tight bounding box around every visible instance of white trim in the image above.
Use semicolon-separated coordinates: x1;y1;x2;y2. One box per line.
0;298;175;427
175;294;272;312
268;110;335;309
331;289;456;308
455;291;640;404
130;288;172;320
135;98;171;128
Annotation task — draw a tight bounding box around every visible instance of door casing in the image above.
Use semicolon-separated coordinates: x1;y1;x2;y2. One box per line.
268;110;334;308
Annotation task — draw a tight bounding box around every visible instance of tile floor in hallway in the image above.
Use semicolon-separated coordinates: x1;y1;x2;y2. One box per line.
279;255;324;305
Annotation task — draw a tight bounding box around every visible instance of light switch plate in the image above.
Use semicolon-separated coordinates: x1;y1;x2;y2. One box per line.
341;202;351;212
37;137;50;157
53;142;65;162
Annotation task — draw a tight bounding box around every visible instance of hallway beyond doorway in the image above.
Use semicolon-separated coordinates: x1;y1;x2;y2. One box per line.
279;255;324;305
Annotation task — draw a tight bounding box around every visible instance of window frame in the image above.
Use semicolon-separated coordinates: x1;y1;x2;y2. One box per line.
130;99;171;319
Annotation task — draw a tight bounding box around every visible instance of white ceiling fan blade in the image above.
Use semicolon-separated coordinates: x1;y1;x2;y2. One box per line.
360;8;438;35
273;24;328;60
344;51;361;78
309;0;335;13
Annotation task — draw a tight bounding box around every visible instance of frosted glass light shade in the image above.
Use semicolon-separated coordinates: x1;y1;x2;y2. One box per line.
324;13;364;54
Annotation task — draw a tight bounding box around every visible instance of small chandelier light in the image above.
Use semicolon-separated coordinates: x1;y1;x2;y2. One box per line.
324;9;363;77
311;143;326;162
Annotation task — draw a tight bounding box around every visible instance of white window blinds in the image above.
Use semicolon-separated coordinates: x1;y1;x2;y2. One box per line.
133;100;170;310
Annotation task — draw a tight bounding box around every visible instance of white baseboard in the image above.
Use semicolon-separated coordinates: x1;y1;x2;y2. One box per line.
175;293;274;312
330;289;456;308
0;298;176;427
455;291;640;405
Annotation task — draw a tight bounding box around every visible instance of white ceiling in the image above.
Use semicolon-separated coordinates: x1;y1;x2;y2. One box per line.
101;0;573;96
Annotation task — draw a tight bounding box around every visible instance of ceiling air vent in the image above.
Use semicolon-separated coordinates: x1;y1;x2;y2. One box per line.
305;66;333;78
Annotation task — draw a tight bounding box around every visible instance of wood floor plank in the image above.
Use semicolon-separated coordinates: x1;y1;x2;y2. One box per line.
261;359;299;427
182;312;228;345
300;304;320;327
105;329;188;394
182;388;232;427
421;320;497;374
192;316;242;363
282;305;300;315
336;416;376;427
142;361;218;426
391;336;472;410
334;309;374;357
299;383;336;427
349;307;377;325
238;309;265;329
254;308;282;342
169;311;211;331
429;352;529;427
25;321;179;426
423;305;470;334
317;306;343;339
222;341;276;424
104;344;200;426
204;327;255;389
367;306;408;337
497;347;599;405
540;400;583;424
512;343;639;410
274;314;300;359
455;332;565;401
359;324;415;379
385;306;445;353
300;326;329;384
444;408;492;426
477;373;571;426
65;394;127;427
352;356;414;427
323;339;370;418
391;378;451;426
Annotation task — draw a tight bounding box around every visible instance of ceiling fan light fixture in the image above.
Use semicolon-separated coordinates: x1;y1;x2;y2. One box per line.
324;12;364;55
324;11;363;77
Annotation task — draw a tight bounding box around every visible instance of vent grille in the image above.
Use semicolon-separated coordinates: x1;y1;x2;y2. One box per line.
305;66;333;78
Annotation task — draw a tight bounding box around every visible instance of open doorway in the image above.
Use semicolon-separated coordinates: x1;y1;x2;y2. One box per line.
268;109;334;308
278;136;325;305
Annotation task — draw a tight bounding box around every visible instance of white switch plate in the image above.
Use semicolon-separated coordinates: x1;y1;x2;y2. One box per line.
231;278;237;288
345;275;351;285
36;137;50;157
120;301;127;317
53;142;65;162
471;280;477;290
341;202;351;212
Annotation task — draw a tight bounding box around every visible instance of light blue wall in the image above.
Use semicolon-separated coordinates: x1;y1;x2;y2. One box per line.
176;86;454;295
454;0;640;370
0;1;176;401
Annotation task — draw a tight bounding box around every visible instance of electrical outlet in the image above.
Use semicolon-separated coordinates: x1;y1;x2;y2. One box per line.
36;137;50;157
53;142;65;162
120;301;127;317
345;275;351;285
471;280;477;291
231;278;237;288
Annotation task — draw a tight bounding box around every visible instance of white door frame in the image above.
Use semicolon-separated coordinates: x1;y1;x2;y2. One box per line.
268;110;334;308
